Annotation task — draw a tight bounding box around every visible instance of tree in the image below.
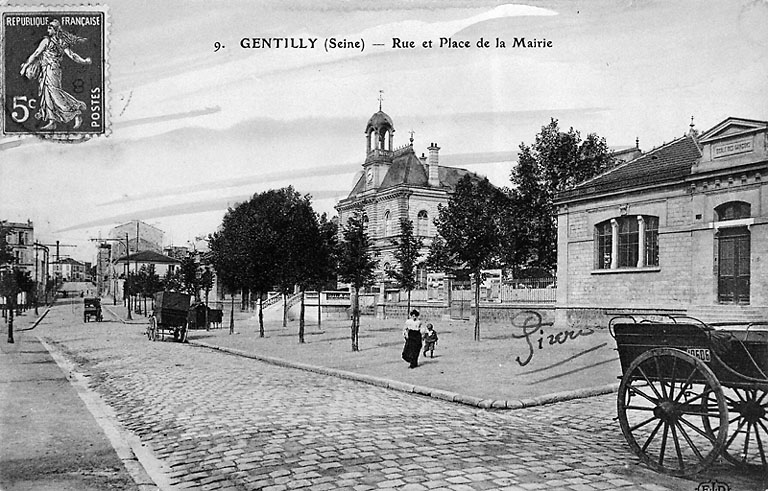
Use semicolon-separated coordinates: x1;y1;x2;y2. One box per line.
509;118;615;272
387;217;423;312
275;190;320;342
434;175;507;341
200;266;214;330
179;254;201;300
162;267;183;292
1;267;32;344
337;211;378;351
425;235;459;274
208;227;244;336
139;264;161;314
309;214;338;328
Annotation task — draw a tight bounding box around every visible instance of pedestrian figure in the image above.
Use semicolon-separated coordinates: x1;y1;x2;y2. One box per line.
422;323;438;358
147;310;157;341
401;309;423;368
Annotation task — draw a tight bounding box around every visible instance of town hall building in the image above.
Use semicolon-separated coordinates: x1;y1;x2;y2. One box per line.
335;108;482;286
555;117;768;327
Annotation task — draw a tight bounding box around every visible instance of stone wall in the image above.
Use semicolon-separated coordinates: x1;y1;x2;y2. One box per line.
557;162;768;329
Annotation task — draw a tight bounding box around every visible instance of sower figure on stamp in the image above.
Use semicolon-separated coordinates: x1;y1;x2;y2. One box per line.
401;309;423;369
19;19;91;131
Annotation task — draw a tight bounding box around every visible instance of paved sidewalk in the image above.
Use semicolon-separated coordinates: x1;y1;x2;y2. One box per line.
106;301;622;409
0;307;146;490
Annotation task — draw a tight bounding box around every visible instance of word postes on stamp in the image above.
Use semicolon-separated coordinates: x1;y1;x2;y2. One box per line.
1;6;108;140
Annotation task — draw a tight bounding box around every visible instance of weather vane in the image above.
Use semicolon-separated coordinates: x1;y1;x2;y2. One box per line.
378;89;384;111
409;129;415;144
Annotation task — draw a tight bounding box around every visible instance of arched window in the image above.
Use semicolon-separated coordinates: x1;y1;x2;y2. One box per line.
417;210;428;236
595;215;659;269
384;211;391;236
715;201;751;221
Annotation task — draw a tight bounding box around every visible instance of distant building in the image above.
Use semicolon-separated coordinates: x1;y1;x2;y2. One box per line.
109;220;164;258
335;108;484;286
163;245;191;260
555;117;768;327
97;220;166;300
0;219;48;301
115;250;181;278
54;257;87;282
1;219;34;274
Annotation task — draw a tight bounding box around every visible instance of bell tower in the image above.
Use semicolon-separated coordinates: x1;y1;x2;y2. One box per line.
363;92;395;189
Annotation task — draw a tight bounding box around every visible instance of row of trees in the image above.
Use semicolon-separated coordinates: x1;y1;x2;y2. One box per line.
205;120;615;348
208;188;339;344
429;119;615;340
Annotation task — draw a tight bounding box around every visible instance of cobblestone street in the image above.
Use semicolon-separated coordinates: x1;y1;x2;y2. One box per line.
27;303;766;491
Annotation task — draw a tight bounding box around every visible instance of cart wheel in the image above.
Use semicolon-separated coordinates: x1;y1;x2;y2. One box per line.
709;387;768;469
617;348;728;476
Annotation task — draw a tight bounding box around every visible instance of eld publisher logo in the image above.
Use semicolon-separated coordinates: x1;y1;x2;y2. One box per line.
696;480;729;491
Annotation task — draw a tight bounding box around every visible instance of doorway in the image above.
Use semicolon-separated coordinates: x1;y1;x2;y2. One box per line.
718;226;750;304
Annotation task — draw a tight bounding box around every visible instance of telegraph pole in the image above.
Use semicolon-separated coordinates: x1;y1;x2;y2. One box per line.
125;233;132;320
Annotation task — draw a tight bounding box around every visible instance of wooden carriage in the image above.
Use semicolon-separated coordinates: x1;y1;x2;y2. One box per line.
611;315;768;476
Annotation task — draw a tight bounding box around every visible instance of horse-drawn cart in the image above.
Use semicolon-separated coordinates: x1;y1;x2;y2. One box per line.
611;315;768;476
83;297;102;322
149;292;191;342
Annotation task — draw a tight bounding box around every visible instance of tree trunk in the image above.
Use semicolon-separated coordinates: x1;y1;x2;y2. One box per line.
282;293;287;328
299;290;305;344
204;290;210;331
407;289;411;313
351;288;359;351
7;296;14;344
259;294;264;337
317;290;322;328
229;293;235;334
474;270;481;341
143;296;147;316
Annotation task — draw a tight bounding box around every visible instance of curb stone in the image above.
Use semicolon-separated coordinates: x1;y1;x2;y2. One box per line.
190;340;618;409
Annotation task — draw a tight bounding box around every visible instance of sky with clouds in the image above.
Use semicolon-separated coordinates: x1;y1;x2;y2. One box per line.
1;0;766;262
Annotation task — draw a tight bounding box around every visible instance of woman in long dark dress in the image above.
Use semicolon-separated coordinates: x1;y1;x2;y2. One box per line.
402;309;423;368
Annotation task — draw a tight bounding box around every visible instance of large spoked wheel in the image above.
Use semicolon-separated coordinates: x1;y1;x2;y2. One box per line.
711;387;768;469
617;348;728;476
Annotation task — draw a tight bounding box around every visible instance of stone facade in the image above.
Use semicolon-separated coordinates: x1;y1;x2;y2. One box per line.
335;109;482;284
109;220;164;257
555;117;768;328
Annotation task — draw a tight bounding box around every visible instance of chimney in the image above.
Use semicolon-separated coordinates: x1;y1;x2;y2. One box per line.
428;143;440;187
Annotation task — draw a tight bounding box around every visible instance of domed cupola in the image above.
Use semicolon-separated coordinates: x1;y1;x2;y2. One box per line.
365;110;395;154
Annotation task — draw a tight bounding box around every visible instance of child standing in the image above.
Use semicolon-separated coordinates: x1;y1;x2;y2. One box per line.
422;323;438;358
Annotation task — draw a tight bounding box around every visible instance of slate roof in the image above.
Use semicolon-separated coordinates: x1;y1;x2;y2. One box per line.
347;147;481;198
557;135;701;202
115;250;180;264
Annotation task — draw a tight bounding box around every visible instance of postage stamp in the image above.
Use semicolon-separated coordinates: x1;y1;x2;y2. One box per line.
1;5;109;141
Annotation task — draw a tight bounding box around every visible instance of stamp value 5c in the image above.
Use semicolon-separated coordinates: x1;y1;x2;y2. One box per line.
1;5;108;139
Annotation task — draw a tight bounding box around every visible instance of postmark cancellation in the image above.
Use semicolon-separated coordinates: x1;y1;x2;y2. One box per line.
1;5;109;140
